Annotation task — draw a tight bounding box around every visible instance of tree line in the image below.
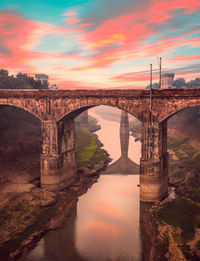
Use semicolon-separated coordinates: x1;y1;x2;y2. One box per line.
0;69;48;89
146;77;200;89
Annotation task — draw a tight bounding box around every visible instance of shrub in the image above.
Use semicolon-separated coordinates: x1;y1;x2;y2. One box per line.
156;199;200;241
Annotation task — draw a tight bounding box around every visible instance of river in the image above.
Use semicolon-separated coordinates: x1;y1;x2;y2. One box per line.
22;106;142;261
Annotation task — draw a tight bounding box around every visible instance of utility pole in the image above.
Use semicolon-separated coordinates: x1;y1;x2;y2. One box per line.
150;64;152;109
149;63;153;158
157;57;162;89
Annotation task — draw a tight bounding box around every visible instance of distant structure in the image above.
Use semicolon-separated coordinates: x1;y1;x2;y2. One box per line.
49;84;59;90
35;74;49;84
161;73;174;89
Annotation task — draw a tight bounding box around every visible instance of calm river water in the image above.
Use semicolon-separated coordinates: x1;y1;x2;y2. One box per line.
23;106;142;261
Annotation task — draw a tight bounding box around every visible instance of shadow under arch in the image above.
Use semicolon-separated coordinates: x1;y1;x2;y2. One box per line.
158;101;200;124
0;103;42;122
0;104;42;188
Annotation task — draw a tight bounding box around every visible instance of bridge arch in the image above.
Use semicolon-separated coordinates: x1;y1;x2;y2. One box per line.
0;104;42;188
0;102;42;122
157;99;200;123
55;99;141;123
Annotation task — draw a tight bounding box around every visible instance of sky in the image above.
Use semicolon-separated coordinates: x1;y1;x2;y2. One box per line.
0;0;200;89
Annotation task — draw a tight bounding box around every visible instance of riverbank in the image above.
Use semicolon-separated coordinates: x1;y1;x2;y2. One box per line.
0;160;110;261
0;125;110;260
143;136;200;261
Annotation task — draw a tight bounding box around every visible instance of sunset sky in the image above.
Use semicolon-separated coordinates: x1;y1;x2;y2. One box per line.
0;0;200;89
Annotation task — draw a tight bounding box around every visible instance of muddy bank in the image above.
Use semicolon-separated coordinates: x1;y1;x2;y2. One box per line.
0;159;109;261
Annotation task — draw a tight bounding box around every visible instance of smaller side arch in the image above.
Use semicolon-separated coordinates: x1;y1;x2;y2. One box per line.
0;103;42;122
158;99;200;124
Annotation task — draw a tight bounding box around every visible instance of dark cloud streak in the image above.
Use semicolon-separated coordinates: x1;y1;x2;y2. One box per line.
78;0;152;30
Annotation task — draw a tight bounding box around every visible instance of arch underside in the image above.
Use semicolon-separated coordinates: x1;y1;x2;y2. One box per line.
57;99;141;122
157;100;200;123
0;102;42;121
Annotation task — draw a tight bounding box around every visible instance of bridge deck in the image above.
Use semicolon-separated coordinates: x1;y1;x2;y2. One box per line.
0;88;200;98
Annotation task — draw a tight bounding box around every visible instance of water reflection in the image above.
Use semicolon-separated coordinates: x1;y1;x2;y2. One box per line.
23;206;89;261
23;175;141;261
105;110;139;175
76;175;141;261
23;107;142;261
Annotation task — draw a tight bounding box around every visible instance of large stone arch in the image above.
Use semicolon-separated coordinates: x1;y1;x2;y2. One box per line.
54;97;143;123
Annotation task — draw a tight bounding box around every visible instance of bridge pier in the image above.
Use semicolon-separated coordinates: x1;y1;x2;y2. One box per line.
140;120;168;202
40;119;76;190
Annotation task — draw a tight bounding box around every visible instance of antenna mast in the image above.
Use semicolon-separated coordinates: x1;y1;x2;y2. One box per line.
150;64;152;109
157;57;162;88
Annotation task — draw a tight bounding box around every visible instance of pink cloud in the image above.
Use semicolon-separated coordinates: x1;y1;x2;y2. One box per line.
65;17;79;24
151;0;200;15
71;0;200;71
166;55;200;63
113;72;157;83
0;11;81;74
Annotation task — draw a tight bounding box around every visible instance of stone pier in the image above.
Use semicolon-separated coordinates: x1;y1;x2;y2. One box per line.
40;118;76;190
140;118;168;202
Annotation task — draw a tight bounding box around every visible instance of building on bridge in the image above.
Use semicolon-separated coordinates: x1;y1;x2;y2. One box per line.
49;84;59;90
161;73;175;89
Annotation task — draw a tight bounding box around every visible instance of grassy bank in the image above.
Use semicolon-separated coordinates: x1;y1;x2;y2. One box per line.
75;127;108;169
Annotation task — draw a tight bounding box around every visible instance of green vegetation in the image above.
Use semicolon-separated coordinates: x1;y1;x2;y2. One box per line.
75;127;108;168
168;136;200;174
146;77;200;89
189;152;200;173
168;136;192;159
154;199;200;242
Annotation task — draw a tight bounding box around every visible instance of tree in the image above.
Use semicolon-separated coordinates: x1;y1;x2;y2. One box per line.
172;78;186;88
146;83;160;89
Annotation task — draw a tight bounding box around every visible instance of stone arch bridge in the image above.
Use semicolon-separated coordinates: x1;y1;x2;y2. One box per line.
0;88;200;202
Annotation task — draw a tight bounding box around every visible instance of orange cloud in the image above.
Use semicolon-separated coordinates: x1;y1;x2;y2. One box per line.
91;201;125;220
83;221;123;240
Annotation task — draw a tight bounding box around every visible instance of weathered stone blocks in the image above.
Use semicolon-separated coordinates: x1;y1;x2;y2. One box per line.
0;89;200;200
